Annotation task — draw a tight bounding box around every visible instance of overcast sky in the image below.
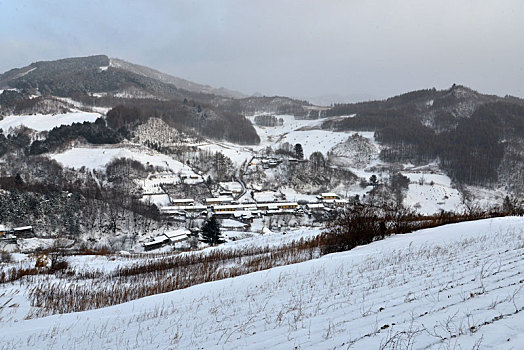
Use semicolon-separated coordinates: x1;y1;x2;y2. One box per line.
1;0;523;102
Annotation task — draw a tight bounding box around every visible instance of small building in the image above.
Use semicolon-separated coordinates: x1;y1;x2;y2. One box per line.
161;205;206;213
143;235;169;251
169;198;195;206
206;197;234;206
306;203;325;211
12;226;34;238
163;229;190;244
0;235;16;244
160;205;207;216
334;199;349;208
180;173;203;183
317;193;340;201
276;202;299;210
256;202;298;211
0;224;8;236
233;211;260;222
213;204;257;213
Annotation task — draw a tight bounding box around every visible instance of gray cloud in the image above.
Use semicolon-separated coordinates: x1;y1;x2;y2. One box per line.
1;0;523;101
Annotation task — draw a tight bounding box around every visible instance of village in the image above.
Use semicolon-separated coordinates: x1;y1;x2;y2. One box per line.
128;150;355;251
0;147;359;253
143;191;350;251
0;185;351;252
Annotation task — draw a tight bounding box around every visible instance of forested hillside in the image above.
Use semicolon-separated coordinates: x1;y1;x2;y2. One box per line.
323;86;524;187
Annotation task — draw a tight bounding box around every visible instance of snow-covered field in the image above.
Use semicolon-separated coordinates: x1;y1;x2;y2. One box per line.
50;146;192;172
0;217;522;349
140;193;171;206
404;183;463;215
219;181;243;193
402;173;464;215
249;114;351;158
197;140;255;165
197;115;361;166
278;129;349;158
0;111;102;133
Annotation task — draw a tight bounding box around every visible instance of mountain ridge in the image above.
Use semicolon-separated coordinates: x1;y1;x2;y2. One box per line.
0;55;522;190
108;57;246;99
0;55;246;100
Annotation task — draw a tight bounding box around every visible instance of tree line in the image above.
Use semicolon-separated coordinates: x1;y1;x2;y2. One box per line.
323;101;524;186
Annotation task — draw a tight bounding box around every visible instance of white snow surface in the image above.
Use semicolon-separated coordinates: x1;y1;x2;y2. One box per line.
0;112;101;133
198;115;362;166
50;146;191;171
141;193;171;207
278;129;349;158
402;172;464;215
1;217;523;349
219;181;243;193
249;114;350;158
198;140;255;165
220;219;247;228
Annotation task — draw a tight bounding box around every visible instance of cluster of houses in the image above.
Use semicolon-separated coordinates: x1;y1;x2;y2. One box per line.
248;156;308;169
249;157;283;169
159;192;348;222
144;192;350;251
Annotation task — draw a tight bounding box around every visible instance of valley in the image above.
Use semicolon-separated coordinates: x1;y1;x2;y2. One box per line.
0;55;522;349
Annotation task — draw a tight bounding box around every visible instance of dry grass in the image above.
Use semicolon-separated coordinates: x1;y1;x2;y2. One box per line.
27;238;318;316
2;208;512;317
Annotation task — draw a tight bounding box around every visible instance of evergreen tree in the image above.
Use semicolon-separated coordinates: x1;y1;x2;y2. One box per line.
294;143;304;159
14;173;24;187
309;151;325;170
369;174;378;187
502;195;514;214
200;216;224;245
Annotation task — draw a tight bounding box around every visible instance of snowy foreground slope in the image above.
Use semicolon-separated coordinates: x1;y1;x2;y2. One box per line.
1;217;523;349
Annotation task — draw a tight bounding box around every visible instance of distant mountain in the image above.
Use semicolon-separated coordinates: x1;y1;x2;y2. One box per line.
0;55;245;100
0;55;309;145
0;55;210;101
0;55;262;144
324;84;524;132
301;93;379;106
322;85;524;189
219;96;313;117
0;55;311;119
109;58;246;99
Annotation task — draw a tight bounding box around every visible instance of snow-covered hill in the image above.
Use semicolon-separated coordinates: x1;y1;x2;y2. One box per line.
328;132;380;169
0;111;101;133
109;58;246;99
1;217;522;349
50;145;192;172
248;114;348;158
0;107;505;214
401;172;464;215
